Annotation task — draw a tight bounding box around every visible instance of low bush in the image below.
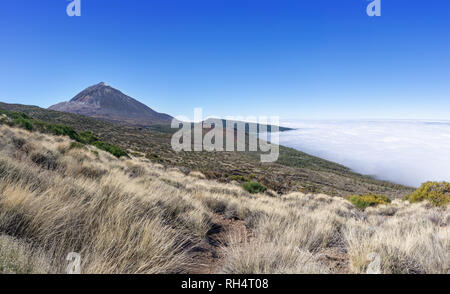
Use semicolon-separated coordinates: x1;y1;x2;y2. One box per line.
406;181;450;207
92;141;128;158
0;109;128;158
79;131;98;144
78;131;128;158
346;194;391;209
13;117;33;131
242;182;267;194
47;124;81;141
230;175;248;182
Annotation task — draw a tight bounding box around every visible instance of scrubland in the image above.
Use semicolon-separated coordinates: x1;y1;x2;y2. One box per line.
0;102;412;197
0;124;448;274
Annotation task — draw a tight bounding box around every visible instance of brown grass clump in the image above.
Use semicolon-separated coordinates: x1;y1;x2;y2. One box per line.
0;235;51;274
221;237;330;274
345;200;449;273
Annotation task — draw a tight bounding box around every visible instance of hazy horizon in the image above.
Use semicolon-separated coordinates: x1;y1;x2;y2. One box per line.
279;119;450;187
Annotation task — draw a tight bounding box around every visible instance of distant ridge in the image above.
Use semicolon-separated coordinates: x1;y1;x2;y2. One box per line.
49;82;173;125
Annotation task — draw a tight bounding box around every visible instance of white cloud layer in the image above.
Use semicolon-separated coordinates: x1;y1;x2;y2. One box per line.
279;120;450;187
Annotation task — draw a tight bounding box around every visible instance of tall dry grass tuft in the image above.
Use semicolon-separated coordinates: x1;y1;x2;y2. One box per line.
0;125;212;273
221;236;330;274
345;201;449;274
0;235;51;274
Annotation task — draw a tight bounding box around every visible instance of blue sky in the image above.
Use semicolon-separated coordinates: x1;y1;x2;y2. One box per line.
0;0;449;120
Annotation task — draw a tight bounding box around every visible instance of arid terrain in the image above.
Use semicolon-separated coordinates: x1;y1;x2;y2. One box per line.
2;0;449;278
0;122;448;274
0;102;412;198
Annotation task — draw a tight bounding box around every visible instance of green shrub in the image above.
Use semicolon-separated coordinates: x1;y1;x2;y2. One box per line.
79;131;128;158
242;181;267;194
406;182;450;207
346;194;391;209
248;174;257;180
231;175;248;182
79;131;99;144
92;141;128;158
49;124;81;142
13;117;33;131
0;109;128;158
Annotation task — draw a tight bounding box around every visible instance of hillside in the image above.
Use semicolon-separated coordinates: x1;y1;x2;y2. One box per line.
0;124;447;274
49;82;173;125
0;102;412;197
48;82;294;136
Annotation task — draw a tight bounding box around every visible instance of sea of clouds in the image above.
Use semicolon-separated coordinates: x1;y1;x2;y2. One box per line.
278;120;450;187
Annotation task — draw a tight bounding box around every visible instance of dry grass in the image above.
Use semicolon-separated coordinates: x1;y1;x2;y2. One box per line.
221;237;330;274
0;102;413;197
0;124;448;274
216;192;448;274
0;235;51;274
346;201;449;274
0;125;212;273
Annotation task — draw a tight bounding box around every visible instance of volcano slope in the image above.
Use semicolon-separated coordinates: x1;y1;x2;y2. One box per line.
0;123;448;274
0;102;412;198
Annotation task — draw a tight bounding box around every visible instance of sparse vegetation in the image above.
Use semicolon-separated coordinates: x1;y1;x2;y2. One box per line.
242;181;267;194
230;175;248;182
0;125;211;273
0;124;447;274
91;141;128;158
146;153;164;163
69;142;86;150
0;103;413;197
406;181;450;207
347;194;391;209
0;109;128;158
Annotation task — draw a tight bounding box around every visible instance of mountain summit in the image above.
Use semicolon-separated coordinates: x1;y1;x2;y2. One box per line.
49;82;172;125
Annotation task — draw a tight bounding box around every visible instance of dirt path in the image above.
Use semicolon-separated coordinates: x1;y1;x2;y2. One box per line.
187;214;250;274
317;248;351;274
187;214;350;274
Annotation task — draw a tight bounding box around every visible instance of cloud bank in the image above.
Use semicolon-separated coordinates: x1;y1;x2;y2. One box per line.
279;120;450;187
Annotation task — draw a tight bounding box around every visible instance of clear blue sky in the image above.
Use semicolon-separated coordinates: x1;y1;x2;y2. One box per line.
0;0;449;120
